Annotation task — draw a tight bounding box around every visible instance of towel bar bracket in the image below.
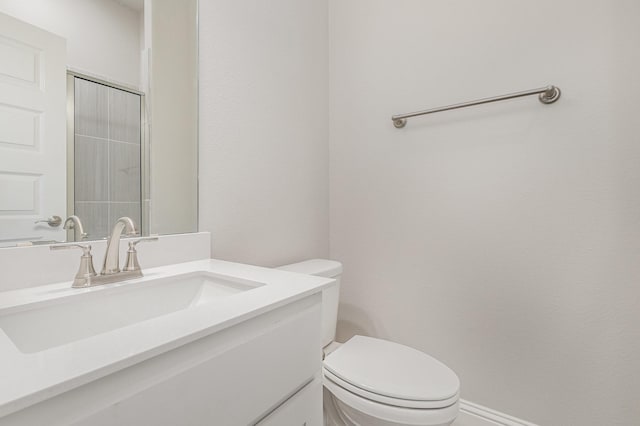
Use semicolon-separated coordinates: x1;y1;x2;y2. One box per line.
538;86;561;104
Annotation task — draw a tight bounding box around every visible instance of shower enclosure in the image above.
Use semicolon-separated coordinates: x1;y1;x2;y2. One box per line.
68;75;145;240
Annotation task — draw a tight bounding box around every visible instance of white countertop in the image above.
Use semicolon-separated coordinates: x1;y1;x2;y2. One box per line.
0;259;334;417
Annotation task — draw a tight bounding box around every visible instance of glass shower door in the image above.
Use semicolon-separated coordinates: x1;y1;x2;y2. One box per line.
72;76;142;239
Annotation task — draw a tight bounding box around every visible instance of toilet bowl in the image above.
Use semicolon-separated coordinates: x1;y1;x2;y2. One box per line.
277;259;459;426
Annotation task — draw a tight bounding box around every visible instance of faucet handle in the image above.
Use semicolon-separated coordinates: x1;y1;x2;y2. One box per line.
50;243;97;288
129;236;159;248
50;242;92;253
123;237;159;273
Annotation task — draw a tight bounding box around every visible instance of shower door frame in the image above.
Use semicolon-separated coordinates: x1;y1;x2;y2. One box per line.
66;71;149;241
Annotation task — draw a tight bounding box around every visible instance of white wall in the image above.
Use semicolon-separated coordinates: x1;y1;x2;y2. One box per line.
198;0;329;266
148;0;198;236
0;0;141;88
329;1;640;425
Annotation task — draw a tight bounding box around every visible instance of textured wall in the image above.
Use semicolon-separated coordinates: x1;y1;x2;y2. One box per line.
198;0;329;266
329;1;640;425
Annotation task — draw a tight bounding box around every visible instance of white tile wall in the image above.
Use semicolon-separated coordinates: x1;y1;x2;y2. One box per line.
73;77;142;238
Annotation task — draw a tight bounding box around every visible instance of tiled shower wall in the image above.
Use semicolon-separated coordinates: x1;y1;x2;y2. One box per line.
74;78;141;239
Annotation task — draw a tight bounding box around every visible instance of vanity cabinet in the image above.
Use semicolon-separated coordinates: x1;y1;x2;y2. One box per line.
0;294;323;426
257;375;322;426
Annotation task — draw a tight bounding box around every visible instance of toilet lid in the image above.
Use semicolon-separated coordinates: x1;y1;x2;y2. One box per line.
323;336;460;404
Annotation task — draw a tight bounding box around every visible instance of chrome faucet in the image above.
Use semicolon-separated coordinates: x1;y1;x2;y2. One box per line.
63;215;88;241
101;217;137;275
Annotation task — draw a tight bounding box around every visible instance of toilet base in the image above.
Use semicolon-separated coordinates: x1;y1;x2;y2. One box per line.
325;387;414;426
323;386;458;426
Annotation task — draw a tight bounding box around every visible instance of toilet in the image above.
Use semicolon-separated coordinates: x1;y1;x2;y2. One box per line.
277;259;460;426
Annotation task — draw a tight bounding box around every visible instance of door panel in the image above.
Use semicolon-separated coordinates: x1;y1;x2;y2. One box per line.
0;12;67;246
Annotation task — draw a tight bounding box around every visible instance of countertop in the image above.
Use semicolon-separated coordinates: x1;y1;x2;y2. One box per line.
0;259;334;417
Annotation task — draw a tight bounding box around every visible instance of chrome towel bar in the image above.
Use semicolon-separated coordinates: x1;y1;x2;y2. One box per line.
392;85;561;128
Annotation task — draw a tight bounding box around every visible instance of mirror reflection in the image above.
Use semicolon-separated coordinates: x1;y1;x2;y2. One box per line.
0;0;198;247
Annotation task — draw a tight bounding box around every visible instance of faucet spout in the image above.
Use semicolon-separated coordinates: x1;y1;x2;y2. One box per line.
63;215;88;241
101;217;137;275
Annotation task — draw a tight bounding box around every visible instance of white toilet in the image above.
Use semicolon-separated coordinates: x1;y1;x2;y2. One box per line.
277;259;460;426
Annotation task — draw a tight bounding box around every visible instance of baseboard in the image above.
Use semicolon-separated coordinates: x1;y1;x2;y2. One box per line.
456;399;538;426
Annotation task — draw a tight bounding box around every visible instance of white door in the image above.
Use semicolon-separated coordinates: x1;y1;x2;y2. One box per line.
0;12;67;246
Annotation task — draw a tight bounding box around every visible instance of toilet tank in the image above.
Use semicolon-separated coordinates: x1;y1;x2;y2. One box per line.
277;259;342;348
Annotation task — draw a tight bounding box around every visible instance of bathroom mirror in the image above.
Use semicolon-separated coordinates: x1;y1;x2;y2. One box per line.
0;0;198;247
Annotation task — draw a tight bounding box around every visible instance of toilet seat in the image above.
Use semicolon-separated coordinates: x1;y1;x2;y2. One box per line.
323;368;459;409
323;335;459;408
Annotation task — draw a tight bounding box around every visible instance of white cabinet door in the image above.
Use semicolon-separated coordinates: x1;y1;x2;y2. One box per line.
0;12;66;246
257;376;323;426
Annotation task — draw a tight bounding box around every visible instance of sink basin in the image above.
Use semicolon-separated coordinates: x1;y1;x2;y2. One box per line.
0;271;263;353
